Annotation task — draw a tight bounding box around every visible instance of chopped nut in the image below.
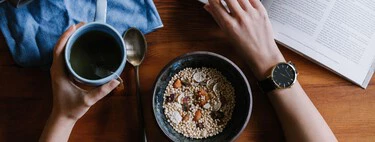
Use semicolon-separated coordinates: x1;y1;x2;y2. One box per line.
198;89;210;106
193;109;202;121
171;111;182;124
198;89;208;96
193;72;205;82
183;114;190;122
212;100;221;111
213;83;221;96
203;103;211;109
173;79;182;88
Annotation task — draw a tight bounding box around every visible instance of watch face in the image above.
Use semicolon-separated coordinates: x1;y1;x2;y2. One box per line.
272;63;296;88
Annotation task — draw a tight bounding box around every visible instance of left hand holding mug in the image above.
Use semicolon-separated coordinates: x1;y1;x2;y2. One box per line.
40;22;121;142
50;22;120;121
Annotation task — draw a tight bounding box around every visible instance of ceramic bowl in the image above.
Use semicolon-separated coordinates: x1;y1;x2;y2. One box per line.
153;51;253;142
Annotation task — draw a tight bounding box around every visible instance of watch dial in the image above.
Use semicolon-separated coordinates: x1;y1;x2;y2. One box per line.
272;63;296;88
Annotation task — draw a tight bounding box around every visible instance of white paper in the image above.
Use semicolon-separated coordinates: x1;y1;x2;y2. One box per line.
262;0;375;88
198;0;208;4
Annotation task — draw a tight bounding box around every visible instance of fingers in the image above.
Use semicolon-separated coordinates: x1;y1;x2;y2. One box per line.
53;22;85;60
207;0;234;25
87;80;120;104
53;22;85;59
223;0;244;15
51;22;85;80
249;0;264;10
238;0;253;12
52;25;75;66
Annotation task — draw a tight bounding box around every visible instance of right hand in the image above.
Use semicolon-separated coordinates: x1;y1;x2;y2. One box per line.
205;0;285;80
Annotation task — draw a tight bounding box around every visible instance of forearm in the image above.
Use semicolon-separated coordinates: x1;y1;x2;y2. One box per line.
268;82;337;142
242;41;336;141
40;113;76;142
243;40;337;141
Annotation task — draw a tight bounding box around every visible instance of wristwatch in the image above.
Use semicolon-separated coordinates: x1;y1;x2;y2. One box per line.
258;61;298;93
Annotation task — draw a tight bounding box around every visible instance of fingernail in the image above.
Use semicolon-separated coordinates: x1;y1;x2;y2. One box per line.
67;24;75;31
71;24;76;31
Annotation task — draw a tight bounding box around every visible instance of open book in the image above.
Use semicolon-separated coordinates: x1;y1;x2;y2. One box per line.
200;0;375;88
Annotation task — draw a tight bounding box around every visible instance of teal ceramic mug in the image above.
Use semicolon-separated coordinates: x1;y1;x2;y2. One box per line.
64;0;126;86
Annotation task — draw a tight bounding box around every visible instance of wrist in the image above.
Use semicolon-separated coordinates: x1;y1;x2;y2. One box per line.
40;110;76;142
241;41;285;80
255;53;285;80
50;110;78;124
252;43;285;80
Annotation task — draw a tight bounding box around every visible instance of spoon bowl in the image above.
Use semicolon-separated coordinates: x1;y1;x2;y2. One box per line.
124;28;147;66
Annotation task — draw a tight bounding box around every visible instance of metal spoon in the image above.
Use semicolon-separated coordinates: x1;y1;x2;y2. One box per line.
124;28;147;142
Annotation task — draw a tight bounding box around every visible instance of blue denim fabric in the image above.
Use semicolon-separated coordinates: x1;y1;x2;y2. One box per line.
0;0;163;67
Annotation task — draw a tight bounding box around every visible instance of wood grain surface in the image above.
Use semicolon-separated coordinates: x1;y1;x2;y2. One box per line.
0;0;374;141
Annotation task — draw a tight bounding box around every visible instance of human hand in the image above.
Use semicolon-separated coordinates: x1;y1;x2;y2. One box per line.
50;23;120;122
205;0;285;80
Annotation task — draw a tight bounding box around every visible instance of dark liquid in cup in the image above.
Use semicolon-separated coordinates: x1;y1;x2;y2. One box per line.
70;30;122;80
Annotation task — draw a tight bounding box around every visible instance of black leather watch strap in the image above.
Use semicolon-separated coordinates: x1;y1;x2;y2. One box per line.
258;77;277;93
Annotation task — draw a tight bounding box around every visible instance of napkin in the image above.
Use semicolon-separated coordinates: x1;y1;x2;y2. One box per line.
0;0;163;67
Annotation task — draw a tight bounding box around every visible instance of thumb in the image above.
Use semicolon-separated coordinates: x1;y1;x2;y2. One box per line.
88;79;120;103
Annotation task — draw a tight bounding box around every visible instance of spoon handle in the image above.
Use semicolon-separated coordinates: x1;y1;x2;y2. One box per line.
135;66;147;142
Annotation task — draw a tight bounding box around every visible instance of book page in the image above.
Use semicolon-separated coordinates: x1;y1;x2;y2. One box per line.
262;0;375;88
198;0;208;3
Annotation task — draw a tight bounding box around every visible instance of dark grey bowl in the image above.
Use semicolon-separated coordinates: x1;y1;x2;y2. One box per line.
152;51;253;142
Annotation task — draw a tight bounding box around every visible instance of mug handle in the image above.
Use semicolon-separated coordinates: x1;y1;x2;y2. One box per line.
95;0;107;23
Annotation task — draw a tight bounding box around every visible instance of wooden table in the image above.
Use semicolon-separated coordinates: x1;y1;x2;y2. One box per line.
1;0;374;141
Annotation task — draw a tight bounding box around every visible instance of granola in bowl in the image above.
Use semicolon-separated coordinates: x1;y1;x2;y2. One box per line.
163;67;235;139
